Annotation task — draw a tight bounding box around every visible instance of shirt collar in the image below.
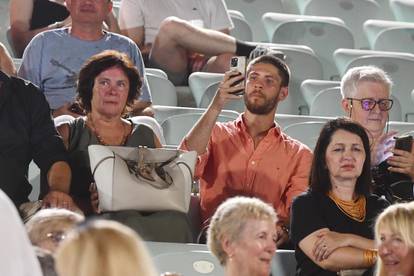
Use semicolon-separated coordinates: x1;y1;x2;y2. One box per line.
236;113;282;137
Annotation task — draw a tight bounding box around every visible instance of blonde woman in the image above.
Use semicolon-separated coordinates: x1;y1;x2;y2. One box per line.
207;196;278;276
55;220;158;276
375;202;414;276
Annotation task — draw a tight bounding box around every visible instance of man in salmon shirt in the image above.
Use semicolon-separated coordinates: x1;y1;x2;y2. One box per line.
180;52;313;246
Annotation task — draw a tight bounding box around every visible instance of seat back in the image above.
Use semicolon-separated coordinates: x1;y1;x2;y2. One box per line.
146;67;168;79
374;27;414;53
153;105;239;125
147;74;178;106
309;87;345;117
284;121;327;149
300;79;340;108
276;114;332;129
128;116;166;145
161;113;235;146
188;72;224;107
390;0;414;23
363;19;414;50
263;13;354;80
228;10;253;41
225;0;284;42
302;0;381;49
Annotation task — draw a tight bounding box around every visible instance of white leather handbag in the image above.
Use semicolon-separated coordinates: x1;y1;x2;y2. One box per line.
88;145;197;213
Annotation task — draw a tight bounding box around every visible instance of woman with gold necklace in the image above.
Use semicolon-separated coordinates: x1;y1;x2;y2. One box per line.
291;118;389;276
47;50;193;242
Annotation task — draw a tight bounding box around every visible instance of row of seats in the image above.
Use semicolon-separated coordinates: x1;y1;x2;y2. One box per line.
151;105;414;147
12;53;414;121
224;0;414;45
145;241;296;276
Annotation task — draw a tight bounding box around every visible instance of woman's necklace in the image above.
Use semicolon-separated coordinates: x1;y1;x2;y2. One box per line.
328;190;366;222
87;115;130;146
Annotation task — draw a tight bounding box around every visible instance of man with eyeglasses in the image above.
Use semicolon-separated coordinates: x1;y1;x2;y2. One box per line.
340;66;414;201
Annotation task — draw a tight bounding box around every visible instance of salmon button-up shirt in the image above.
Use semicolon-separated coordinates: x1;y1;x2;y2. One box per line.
180;115;313;226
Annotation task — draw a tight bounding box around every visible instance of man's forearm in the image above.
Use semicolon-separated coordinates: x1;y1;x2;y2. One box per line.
183;106;221;155
47;161;71;194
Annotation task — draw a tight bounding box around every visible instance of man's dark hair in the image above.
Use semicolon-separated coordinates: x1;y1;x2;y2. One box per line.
248;53;290;87
309;117;372;196
77;50;142;113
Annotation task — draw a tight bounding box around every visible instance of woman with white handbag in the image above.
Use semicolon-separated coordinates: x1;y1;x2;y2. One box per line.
44;50;193;242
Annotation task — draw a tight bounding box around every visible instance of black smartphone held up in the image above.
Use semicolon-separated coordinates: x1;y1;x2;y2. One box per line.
390;135;413;180
394;135;413;153
229;56;246;95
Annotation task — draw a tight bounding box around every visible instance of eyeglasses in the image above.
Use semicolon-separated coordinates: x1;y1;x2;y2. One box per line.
347;98;393;111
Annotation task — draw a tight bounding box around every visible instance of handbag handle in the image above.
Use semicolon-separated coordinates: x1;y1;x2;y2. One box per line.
91;156;115;178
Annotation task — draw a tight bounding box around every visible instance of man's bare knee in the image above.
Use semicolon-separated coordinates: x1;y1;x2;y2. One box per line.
158;16;190;41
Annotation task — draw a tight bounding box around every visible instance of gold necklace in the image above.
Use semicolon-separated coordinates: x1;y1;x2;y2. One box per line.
328;190;366;222
87;115;129;146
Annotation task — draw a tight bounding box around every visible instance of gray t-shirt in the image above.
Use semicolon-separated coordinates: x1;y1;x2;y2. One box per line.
18;28;151;109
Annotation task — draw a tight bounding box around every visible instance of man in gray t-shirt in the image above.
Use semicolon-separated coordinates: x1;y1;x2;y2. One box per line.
19;0;152;117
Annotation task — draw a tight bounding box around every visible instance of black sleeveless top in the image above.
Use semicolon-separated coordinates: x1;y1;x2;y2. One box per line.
30;0;69;30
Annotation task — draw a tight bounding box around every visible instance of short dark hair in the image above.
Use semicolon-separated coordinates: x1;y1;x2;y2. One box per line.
309;118;372;196
77;50;142;113
247;54;290;87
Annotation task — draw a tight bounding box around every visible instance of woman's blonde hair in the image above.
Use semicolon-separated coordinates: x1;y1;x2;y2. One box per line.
375;202;414;276
207;196;277;265
55;220;158;276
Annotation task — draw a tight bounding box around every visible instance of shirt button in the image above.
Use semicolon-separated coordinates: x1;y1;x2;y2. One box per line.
251;161;255;165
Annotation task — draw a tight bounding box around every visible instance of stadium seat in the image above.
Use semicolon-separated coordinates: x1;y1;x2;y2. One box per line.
309;87;345;117
153;105;239;125
146;74;178;106
298;0;382;49
146;68;168;79
228;10;253;42
224;0;284;42
161;113;235;146
283;121;327;149
390;0;414;23
364;20;414;52
129;116;166;145
262;13;354;80
188;72;224;107
388;121;414;134
276;114;332;129
300;79;341;108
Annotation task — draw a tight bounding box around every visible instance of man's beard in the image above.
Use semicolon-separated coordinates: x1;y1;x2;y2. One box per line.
244;90;279;115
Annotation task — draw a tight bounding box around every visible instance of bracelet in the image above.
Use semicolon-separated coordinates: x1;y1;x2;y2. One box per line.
363;249;378;266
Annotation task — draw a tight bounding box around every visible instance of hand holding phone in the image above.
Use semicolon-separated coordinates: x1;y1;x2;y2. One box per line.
229;56;246;95
394;135;413;153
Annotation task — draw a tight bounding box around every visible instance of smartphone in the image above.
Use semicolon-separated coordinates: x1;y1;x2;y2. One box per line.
394;135;413;153
229;56;246;95
391;135;413;179
394;135;413;152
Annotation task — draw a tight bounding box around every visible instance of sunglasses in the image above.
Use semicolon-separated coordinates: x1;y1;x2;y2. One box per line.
347;98;393;111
